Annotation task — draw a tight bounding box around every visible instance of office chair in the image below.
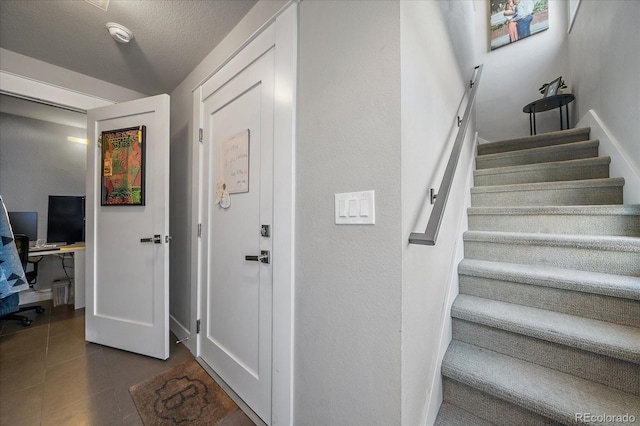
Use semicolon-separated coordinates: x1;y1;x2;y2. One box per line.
0;234;45;326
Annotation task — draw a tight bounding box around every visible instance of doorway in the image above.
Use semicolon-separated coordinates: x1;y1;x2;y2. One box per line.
193;5;297;425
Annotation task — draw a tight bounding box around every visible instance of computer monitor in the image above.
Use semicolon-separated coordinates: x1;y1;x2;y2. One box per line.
8;211;38;241
46;196;85;244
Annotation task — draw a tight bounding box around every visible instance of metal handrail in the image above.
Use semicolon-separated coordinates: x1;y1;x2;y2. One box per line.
409;64;483;246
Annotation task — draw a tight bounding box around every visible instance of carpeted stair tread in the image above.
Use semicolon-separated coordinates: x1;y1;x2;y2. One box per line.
467;204;640;217
471;177;625;195
467;205;640;236
477;127;591;156
474;156;610;186
463;230;640;276
458;258;640;301
476;140;599;170
463;230;640;254
470;177;624;207
442;341;640;424
435;402;495;426
452;295;640;364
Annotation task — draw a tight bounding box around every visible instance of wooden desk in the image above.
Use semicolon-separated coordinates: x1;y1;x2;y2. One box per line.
523;94;575;135
27;243;86;309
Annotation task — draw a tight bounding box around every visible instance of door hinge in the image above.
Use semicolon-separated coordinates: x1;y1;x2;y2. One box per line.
197;223;202;237
199;128;203;143
196;319;201;334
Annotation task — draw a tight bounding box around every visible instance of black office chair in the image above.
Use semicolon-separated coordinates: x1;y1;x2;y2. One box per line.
0;234;45;326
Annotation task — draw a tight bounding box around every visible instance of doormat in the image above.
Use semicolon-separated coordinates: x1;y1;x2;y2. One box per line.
129;359;253;425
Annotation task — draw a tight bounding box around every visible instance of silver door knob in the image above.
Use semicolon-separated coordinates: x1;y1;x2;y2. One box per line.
140;234;162;244
245;250;270;264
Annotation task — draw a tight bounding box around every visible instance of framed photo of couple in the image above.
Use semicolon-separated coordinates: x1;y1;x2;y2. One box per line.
489;0;549;51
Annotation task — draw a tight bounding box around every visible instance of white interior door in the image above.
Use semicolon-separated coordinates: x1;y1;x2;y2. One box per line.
199;28;275;423
86;94;170;360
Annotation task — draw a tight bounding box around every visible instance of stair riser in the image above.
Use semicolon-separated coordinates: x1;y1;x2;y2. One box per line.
471;186;623;207
474;163;609;186
435;403;494;426
459;275;640;327
467;213;640;236
476;145;598;170
441;377;562;426
477;128;591;156
463;240;640;276
452;320;640;396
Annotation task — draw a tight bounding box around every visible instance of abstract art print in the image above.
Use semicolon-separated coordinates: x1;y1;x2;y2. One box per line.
490;0;549;50
101;125;146;206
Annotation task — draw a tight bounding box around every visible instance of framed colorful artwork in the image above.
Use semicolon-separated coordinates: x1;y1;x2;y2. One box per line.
101;125;146;206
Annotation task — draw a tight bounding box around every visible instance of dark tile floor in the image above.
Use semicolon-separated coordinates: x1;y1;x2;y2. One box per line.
0;300;254;426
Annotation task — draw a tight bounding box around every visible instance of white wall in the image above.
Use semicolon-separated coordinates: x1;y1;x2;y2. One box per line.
294;1;402;424
567;0;640;178
0;113;87;289
474;0;570;141
401;2;477;425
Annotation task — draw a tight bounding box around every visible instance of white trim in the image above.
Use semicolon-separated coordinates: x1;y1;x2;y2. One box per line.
567;0;582;34
193;4;297;425
0;71;115;111
271;5;297;426
576;110;640;204
192;0;299;93
425;133;478;425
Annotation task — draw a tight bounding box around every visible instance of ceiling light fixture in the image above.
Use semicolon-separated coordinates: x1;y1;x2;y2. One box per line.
106;22;134;44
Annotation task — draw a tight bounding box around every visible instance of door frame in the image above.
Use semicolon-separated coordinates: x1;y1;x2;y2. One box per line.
191;3;297;425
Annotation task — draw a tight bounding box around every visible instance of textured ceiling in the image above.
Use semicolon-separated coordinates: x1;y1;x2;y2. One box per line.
0;0;258;95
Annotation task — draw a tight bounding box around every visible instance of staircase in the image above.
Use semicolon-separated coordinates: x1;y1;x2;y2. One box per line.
436;127;640;425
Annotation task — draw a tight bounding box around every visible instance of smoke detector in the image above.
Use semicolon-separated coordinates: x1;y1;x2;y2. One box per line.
106;22;134;43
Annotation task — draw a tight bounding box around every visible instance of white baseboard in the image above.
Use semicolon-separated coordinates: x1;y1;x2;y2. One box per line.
19;288;52;305
577;110;640;204
170;314;195;355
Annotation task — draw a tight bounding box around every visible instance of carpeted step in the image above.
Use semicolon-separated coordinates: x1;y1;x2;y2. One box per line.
476;139;599;170
434;401;495;426
470;177;624;207
452;319;640;396
442;341;640;425
467;205;640;236
477;127;591;156
463;231;640;276
451;295;640;364
474;156;610;187
442;378;564;425
458;259;640;326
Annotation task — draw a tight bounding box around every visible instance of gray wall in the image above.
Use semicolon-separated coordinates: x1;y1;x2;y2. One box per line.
0;112;86;288
474;0;571;141
568;0;640;175
294;2;402;424
401;1;478;424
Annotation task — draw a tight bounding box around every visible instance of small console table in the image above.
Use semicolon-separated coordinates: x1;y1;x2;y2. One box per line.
523;93;575;135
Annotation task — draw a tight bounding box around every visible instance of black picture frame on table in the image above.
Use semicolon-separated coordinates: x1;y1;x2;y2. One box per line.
544;76;562;98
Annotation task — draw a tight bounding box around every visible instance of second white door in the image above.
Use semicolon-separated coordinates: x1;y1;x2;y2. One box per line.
199;28;275;423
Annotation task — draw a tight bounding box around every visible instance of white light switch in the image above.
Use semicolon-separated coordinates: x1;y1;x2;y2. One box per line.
335;190;375;225
339;200;347;217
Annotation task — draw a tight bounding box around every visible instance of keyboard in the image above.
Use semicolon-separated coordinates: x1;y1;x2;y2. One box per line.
29;244;60;252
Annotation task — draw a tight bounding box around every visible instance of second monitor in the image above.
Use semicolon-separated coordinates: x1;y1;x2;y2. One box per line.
47;195;85;245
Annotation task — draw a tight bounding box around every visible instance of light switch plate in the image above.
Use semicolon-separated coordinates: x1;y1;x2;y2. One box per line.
335;190;375;225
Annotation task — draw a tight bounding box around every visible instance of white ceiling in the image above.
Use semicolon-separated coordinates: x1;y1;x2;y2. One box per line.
0;0;258;96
